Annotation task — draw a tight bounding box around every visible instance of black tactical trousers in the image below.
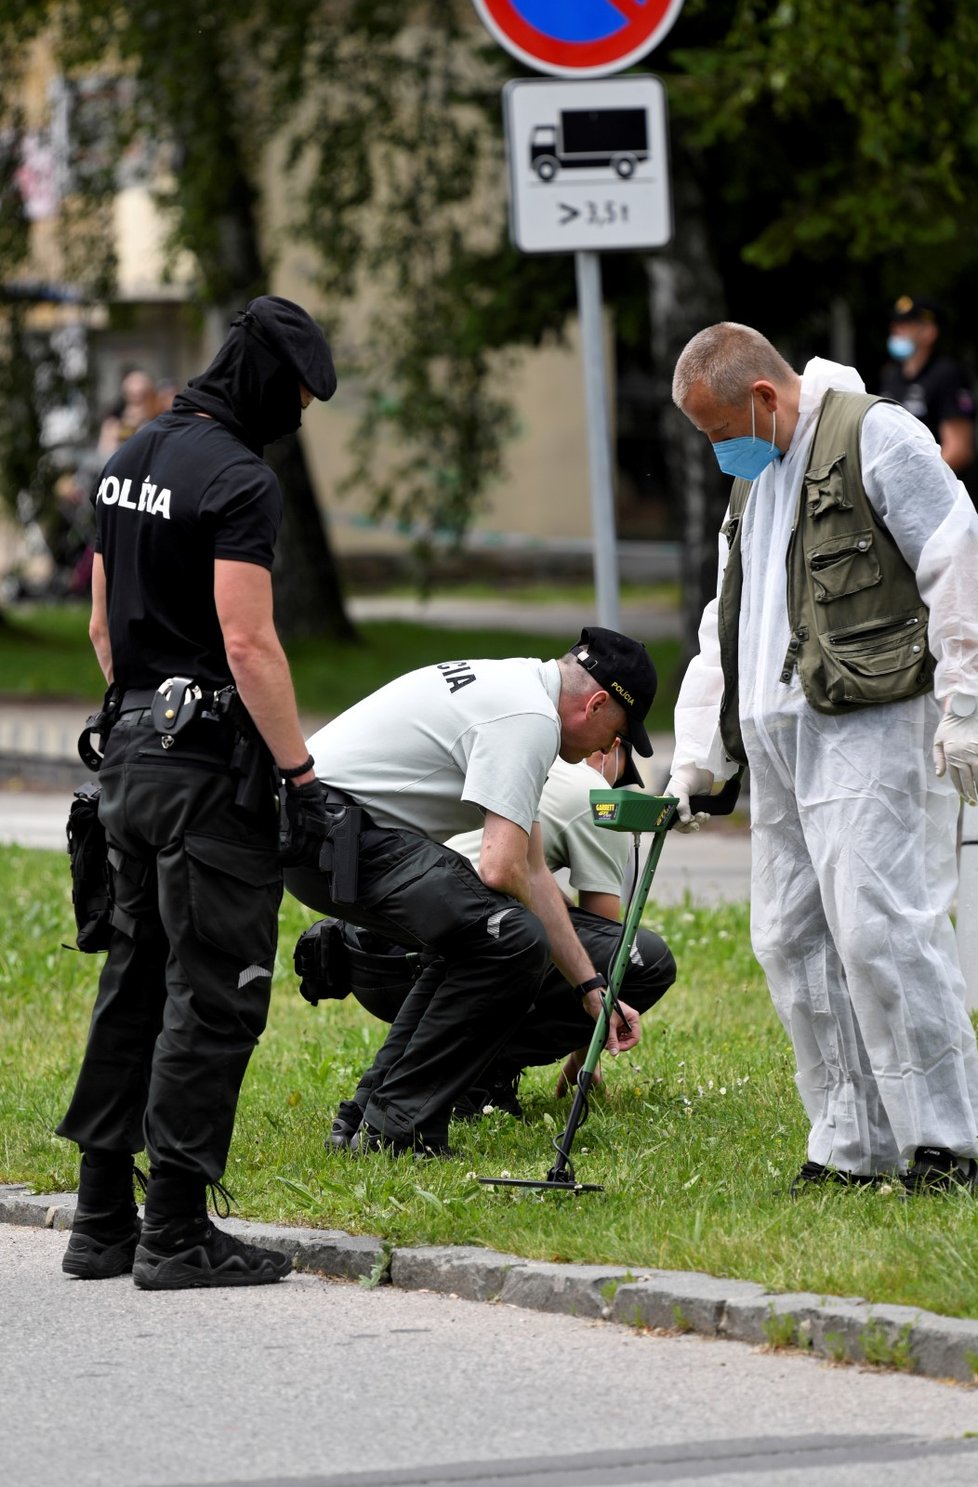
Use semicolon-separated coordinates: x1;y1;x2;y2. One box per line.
57;718;282;1181
285;826;550;1145
327;906;675;1075
498;906;675;1069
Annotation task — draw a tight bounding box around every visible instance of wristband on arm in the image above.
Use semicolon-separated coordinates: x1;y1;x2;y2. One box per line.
281;755;315;784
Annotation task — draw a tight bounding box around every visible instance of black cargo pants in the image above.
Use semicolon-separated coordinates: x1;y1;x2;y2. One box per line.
57;716;282;1180
285;824;550;1145
321;907;675;1074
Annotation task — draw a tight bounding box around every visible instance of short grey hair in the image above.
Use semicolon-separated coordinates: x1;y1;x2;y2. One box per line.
557;652;601;698
672;322;795;409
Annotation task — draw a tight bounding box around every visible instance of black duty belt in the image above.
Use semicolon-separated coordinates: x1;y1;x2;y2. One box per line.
119;688;158;713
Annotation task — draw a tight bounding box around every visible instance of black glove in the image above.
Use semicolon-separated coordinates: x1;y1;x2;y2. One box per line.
280;780;330;866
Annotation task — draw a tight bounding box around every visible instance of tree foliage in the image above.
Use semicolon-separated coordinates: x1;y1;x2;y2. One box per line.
3;0;978;625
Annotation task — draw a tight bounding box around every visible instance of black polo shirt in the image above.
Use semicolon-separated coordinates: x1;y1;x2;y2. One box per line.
92;411;282;691
880;354;976;444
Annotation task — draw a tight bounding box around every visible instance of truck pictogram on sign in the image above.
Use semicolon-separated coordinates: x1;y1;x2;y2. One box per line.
530;108;649;181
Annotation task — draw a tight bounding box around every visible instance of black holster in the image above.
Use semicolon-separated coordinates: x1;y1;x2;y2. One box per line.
65;783;113;951
318;803;363;904
78;683;122;773
221;691;276;816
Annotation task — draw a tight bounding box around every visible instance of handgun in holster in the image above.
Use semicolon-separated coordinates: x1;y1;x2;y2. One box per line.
318;804;363;904
217;689;275;816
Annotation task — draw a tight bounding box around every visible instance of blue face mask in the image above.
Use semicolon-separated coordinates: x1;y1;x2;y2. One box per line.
712;399;781;480
887;334;915;361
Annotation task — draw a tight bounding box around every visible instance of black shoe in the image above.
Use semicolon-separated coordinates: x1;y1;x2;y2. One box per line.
132;1220;292;1290
454;1071;524;1122
62;1151;143;1279
485;1072;524;1119
62;1222;142;1280
350;1120;453;1159
902;1146;978;1194
788;1161;878;1196
328;1099;364;1151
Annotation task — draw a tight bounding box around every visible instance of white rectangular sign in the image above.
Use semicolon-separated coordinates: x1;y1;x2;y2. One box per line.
503;75;672;255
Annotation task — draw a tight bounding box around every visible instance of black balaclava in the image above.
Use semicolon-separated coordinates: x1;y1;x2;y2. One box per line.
172;297;335;455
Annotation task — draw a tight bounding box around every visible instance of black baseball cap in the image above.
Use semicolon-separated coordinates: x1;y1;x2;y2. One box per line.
244;295;338;400
891;294;943;327
571;626;657;757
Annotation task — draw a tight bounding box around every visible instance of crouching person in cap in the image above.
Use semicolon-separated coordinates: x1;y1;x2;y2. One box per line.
283;628;658;1156
58;296;337;1289
299;740;676;1143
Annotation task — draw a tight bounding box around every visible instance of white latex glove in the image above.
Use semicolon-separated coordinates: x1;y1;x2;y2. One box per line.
934;711;978;806
665;764;714;832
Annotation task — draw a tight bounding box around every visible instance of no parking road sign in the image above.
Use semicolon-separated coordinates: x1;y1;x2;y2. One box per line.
472;0;685;78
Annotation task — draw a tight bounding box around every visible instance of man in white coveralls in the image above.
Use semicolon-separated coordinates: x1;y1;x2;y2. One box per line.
665;321;978;1194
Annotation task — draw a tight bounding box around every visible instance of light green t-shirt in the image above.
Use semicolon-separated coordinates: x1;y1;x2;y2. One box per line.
448;756;629;896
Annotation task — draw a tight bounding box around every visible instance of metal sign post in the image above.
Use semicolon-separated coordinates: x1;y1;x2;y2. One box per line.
477;2;683;628
575;250;620;630
503;76;672;627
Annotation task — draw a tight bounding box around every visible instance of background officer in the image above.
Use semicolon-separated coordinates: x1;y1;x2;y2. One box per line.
58;296;336;1289
284;628;657;1156
880;294;976;482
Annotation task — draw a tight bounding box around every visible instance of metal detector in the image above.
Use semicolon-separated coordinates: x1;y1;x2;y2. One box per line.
478;772;744;1195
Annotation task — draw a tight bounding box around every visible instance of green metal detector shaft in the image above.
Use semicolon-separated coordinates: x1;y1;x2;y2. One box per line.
478;771;743;1193
541;793;679;1186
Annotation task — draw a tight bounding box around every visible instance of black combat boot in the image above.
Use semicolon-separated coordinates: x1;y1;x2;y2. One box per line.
132;1168;292;1290
62;1150;141;1280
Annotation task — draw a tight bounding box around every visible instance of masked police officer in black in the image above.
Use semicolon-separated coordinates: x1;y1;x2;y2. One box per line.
58;296;336;1290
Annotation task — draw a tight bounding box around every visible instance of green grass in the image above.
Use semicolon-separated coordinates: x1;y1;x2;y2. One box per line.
0;605;682;732
4;845;978;1320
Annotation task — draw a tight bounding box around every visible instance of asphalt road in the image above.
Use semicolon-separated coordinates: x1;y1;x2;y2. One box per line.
0;786;752;906
3;1225;978;1487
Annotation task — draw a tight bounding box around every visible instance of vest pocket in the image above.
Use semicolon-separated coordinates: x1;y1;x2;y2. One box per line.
804;454;853;518
809;528;881;602
822;613;929;705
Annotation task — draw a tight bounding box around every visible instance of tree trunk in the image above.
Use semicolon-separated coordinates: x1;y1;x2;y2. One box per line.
265;433;359;643
644;160;729;668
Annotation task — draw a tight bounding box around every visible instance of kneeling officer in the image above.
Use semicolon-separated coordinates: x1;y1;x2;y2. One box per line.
283;629;655;1155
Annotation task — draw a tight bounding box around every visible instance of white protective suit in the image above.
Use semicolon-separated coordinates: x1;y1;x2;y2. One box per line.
673;357;978;1173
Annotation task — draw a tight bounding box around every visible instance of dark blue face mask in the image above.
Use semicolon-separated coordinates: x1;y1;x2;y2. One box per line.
712;398;781;480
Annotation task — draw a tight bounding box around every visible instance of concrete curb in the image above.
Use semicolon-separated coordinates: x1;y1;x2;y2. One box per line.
4;1183;977;1384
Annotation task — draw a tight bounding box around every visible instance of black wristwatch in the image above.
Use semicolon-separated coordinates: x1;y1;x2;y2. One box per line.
575;973;607;998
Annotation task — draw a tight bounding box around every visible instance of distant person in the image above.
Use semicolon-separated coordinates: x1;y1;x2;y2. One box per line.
97;368;159;458
155;379;179;415
880;295;976;480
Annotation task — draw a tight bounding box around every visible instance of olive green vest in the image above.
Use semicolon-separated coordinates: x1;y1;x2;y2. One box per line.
717;388;934;765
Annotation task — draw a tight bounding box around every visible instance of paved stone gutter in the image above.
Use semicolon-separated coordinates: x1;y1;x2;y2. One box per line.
4;1183;977;1385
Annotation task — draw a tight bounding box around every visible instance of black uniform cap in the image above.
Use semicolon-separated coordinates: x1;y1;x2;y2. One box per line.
891;294;943;328
244;295;337;401
571;626;657;757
